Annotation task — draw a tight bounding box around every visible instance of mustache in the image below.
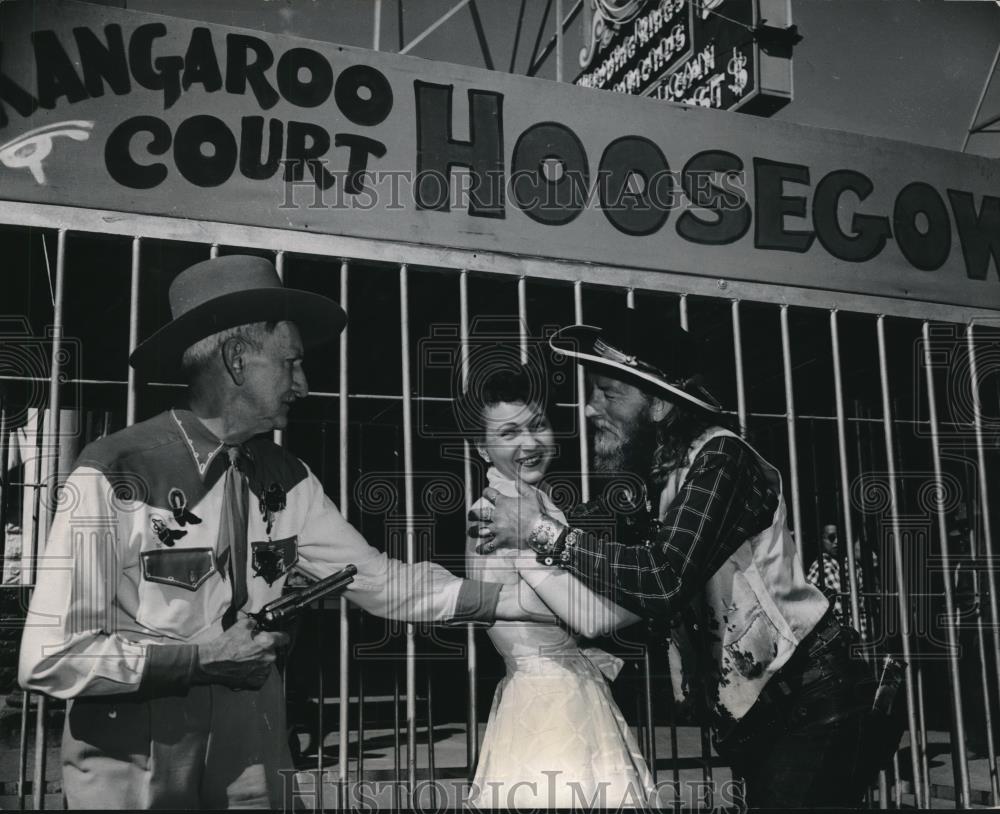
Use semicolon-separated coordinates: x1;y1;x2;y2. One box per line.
591;421;621;437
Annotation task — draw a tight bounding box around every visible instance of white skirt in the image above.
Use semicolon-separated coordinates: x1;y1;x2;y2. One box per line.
469;655;655;809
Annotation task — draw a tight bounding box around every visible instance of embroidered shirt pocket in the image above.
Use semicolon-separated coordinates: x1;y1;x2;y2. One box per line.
140;548;216;591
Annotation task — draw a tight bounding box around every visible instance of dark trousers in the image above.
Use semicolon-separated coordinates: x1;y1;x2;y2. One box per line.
715;611;880;809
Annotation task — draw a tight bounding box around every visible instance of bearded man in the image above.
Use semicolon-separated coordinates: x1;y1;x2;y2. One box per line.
472;307;885;808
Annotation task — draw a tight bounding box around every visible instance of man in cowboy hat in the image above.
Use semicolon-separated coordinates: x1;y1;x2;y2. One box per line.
471;305;880;808
19;255;543;810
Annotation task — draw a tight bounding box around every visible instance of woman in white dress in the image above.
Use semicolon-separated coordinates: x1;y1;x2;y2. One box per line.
459;366;655;810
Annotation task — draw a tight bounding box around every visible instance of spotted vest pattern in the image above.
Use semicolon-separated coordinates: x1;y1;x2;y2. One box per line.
663;428;829;734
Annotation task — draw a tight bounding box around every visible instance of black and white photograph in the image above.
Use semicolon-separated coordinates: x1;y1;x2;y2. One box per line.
1;0;999;809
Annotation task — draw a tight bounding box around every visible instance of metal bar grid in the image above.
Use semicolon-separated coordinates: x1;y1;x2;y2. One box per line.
1;218;997;810
780;305;804;563
125;237;141;426
459;269;480;778
338;260;351;810
920;321;972;806
829;311;864;638
875;315;926;808
398;264;418;801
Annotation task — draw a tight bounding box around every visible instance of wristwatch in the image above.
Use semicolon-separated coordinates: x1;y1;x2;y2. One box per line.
528;515;584;566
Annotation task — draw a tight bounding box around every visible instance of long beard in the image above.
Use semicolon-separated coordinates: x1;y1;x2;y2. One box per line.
592;415;656;478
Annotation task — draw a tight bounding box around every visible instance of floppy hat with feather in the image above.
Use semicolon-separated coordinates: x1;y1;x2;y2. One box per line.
549;307;722;413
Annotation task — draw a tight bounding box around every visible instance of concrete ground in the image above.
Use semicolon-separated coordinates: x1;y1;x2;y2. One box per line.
2;695;997;809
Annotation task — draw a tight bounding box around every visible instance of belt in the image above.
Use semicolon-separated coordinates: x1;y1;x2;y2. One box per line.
716;610;852;748
751;609;847;708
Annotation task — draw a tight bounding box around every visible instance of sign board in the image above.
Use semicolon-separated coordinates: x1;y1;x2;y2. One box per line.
0;0;998;312
575;0;791;113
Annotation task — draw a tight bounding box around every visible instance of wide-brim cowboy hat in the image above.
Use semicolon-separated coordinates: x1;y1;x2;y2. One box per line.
129;255;346;379
549;309;723;413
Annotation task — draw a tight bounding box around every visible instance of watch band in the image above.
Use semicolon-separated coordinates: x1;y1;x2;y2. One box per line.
535;523;568;566
528;514;563;563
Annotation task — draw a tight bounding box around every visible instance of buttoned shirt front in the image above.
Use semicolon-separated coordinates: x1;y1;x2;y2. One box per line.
19;409;496;698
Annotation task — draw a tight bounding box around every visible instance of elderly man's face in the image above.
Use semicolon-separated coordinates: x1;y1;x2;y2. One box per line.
585;373;661;473
242;321;308;431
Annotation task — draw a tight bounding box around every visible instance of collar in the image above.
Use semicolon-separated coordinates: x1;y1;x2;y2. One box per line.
170;409;229;477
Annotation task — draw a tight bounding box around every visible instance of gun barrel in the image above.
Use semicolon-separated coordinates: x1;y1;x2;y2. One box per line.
257;565;357;628
293;564;358;605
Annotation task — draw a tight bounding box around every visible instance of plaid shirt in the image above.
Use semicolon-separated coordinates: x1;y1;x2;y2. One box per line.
807;552;843;616
562;435;779;622
807;550;873;636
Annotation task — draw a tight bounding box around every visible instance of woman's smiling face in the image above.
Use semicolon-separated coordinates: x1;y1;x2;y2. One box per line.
477;400;554;485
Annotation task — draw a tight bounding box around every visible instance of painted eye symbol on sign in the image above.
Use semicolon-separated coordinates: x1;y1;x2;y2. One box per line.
0;121;94;185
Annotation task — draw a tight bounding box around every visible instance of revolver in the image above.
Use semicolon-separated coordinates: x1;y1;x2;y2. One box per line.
250;564;357;632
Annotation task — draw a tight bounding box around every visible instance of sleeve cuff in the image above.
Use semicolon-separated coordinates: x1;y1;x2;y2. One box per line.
450;580;503;625
140;644;199;696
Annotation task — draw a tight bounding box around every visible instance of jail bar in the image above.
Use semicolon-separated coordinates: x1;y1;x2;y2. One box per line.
921;321;972;806
665;682;681;810
273;251;286;448
635;288;660;781
916;664;930;805
517;276;528;363
829;310;863;635
17;376;42;810
17;688;28;811
317;649;326;811
393;670;401;809
966;323;1000;727
875;315;926;807
459;269;480;775
728;298;748;805
2;218;997;810
425;670;437;806
0;385;26;812
573;281;590;502
555;0;563;82
731;301;747;438
630;287;658;781
0;400;7;566
398;264;418;799
965;324;1000;804
832;309;889;805
681;293;713;799
126;237;141;426
338;260;351;809
970;539;1000;803
779;305;804;564
357;614;367;786
29;229;69;811
642;645;657;782
893;751;903;807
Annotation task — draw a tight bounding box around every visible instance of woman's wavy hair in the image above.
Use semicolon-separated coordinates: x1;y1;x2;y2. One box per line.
453;360;551;444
